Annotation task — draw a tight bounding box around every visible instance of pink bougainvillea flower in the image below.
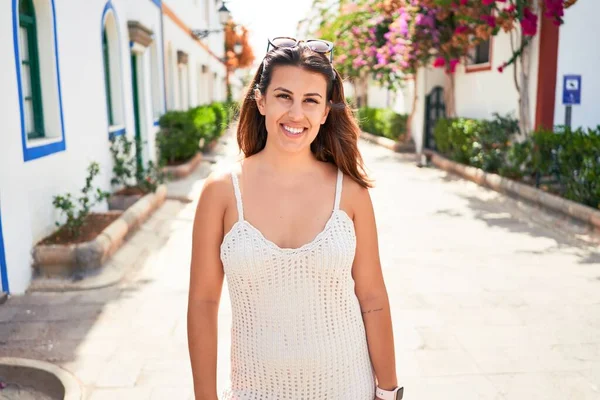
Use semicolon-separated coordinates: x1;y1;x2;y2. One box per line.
433;57;446;68
480;14;496;28
498;65;504;73
455;25;468;34
448;59;460;73
482;0;494;5
521;7;538;36
460;0;468;5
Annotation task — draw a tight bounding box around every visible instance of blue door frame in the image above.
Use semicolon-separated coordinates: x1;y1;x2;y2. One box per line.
0;209;9;294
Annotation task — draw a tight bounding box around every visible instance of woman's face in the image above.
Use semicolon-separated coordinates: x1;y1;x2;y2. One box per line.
255;65;330;155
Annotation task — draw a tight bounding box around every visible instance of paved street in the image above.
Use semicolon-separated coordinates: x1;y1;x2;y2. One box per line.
1;132;600;399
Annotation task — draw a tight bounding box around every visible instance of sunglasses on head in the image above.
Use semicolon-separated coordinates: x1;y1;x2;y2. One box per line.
266;37;334;63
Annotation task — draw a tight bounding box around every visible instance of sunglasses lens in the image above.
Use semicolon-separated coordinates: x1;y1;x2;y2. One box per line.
307;40;331;53
271;37;297;48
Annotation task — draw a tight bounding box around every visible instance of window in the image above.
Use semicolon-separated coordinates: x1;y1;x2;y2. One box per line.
19;0;45;139
212;72;217;102
150;40;162;120
102;5;125;136
197;65;203;106
466;39;492;72
14;0;66;161
178;64;189;110
102;29;114;125
472;40;490;65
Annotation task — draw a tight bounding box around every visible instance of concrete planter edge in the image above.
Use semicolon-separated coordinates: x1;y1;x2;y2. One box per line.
162;152;203;180
428;151;600;231
31;184;168;280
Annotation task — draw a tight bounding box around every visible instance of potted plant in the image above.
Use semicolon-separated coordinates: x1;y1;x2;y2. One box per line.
108;134;166;210
45;162;112;244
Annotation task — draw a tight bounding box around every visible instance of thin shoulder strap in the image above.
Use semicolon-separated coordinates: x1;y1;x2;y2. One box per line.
231;171;244;221
334;169;343;210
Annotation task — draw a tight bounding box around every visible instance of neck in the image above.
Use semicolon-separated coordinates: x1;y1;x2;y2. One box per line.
258;142;317;176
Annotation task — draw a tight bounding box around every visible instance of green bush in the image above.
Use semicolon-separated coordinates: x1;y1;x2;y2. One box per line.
189;105;217;143
157;103;232;164
469;113;518;173
433;118;481;164
358;107;407;140
554;126;600;208
434;113;600;209
210;102;228;137
156;110;201;165
498;140;533;180
434;114;518;172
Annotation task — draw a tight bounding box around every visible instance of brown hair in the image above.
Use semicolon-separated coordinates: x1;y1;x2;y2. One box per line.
236;44;372;188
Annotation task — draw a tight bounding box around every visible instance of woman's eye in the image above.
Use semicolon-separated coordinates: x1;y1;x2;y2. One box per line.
276;94;291;100
305;98;319;104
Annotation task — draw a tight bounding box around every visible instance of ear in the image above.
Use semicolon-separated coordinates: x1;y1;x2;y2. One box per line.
321;101;331;125
255;89;266;116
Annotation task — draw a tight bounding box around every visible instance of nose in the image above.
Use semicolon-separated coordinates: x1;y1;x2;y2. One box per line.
287;99;304;121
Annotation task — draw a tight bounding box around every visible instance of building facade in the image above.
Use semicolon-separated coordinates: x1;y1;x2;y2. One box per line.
356;3;597;153
410;1;599;153
0;0;227;294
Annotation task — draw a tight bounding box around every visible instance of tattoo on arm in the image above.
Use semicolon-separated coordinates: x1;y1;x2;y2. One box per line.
361;307;383;315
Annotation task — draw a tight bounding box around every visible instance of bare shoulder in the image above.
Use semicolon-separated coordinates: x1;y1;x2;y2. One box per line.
340;173;373;220
194;166;236;216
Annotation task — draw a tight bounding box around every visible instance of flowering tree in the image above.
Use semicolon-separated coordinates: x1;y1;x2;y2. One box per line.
225;22;255;71
425;0;577;133
225;21;255;102
309;0;577;139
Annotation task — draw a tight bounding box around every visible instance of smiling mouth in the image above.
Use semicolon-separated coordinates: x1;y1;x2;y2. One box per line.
281;124;306;136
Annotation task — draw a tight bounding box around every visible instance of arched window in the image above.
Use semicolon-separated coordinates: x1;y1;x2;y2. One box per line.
102;28;114;125
19;0;44;139
150;38;162;121
101;3;125;137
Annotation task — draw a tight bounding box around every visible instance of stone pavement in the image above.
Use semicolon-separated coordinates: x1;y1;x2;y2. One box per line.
1;132;599;400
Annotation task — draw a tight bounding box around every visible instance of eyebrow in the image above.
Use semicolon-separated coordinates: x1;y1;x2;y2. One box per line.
274;87;323;98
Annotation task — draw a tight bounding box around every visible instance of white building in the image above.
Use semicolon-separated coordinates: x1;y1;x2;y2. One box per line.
357;3;598;153
0;0;228;294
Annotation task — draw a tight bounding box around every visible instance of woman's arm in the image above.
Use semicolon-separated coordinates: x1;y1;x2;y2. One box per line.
187;173;228;400
349;183;398;393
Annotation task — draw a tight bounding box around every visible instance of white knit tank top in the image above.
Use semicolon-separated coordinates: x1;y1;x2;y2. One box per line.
220;168;376;400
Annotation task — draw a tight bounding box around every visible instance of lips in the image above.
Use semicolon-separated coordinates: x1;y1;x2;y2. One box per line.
281;124;306;135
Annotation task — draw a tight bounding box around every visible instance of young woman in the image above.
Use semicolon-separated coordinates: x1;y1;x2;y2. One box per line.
187;37;402;400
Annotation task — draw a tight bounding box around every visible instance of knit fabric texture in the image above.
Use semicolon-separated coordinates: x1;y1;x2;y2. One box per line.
220;168;376;399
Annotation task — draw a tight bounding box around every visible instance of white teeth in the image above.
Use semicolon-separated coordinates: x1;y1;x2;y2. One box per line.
283;125;304;134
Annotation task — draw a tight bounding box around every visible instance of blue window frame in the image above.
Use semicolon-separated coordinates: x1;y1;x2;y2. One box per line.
12;0;66;162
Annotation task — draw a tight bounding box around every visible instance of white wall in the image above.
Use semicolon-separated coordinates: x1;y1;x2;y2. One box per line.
0;0;165;293
454;29;540;124
0;0;227;293
553;1;600;130
163;0;227;109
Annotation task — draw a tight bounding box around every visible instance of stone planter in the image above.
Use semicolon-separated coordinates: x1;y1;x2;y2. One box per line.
108;193;144;211
425;150;600;232
162;152;203;180
32;185;167;278
360;131;416;153
0;357;83;400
